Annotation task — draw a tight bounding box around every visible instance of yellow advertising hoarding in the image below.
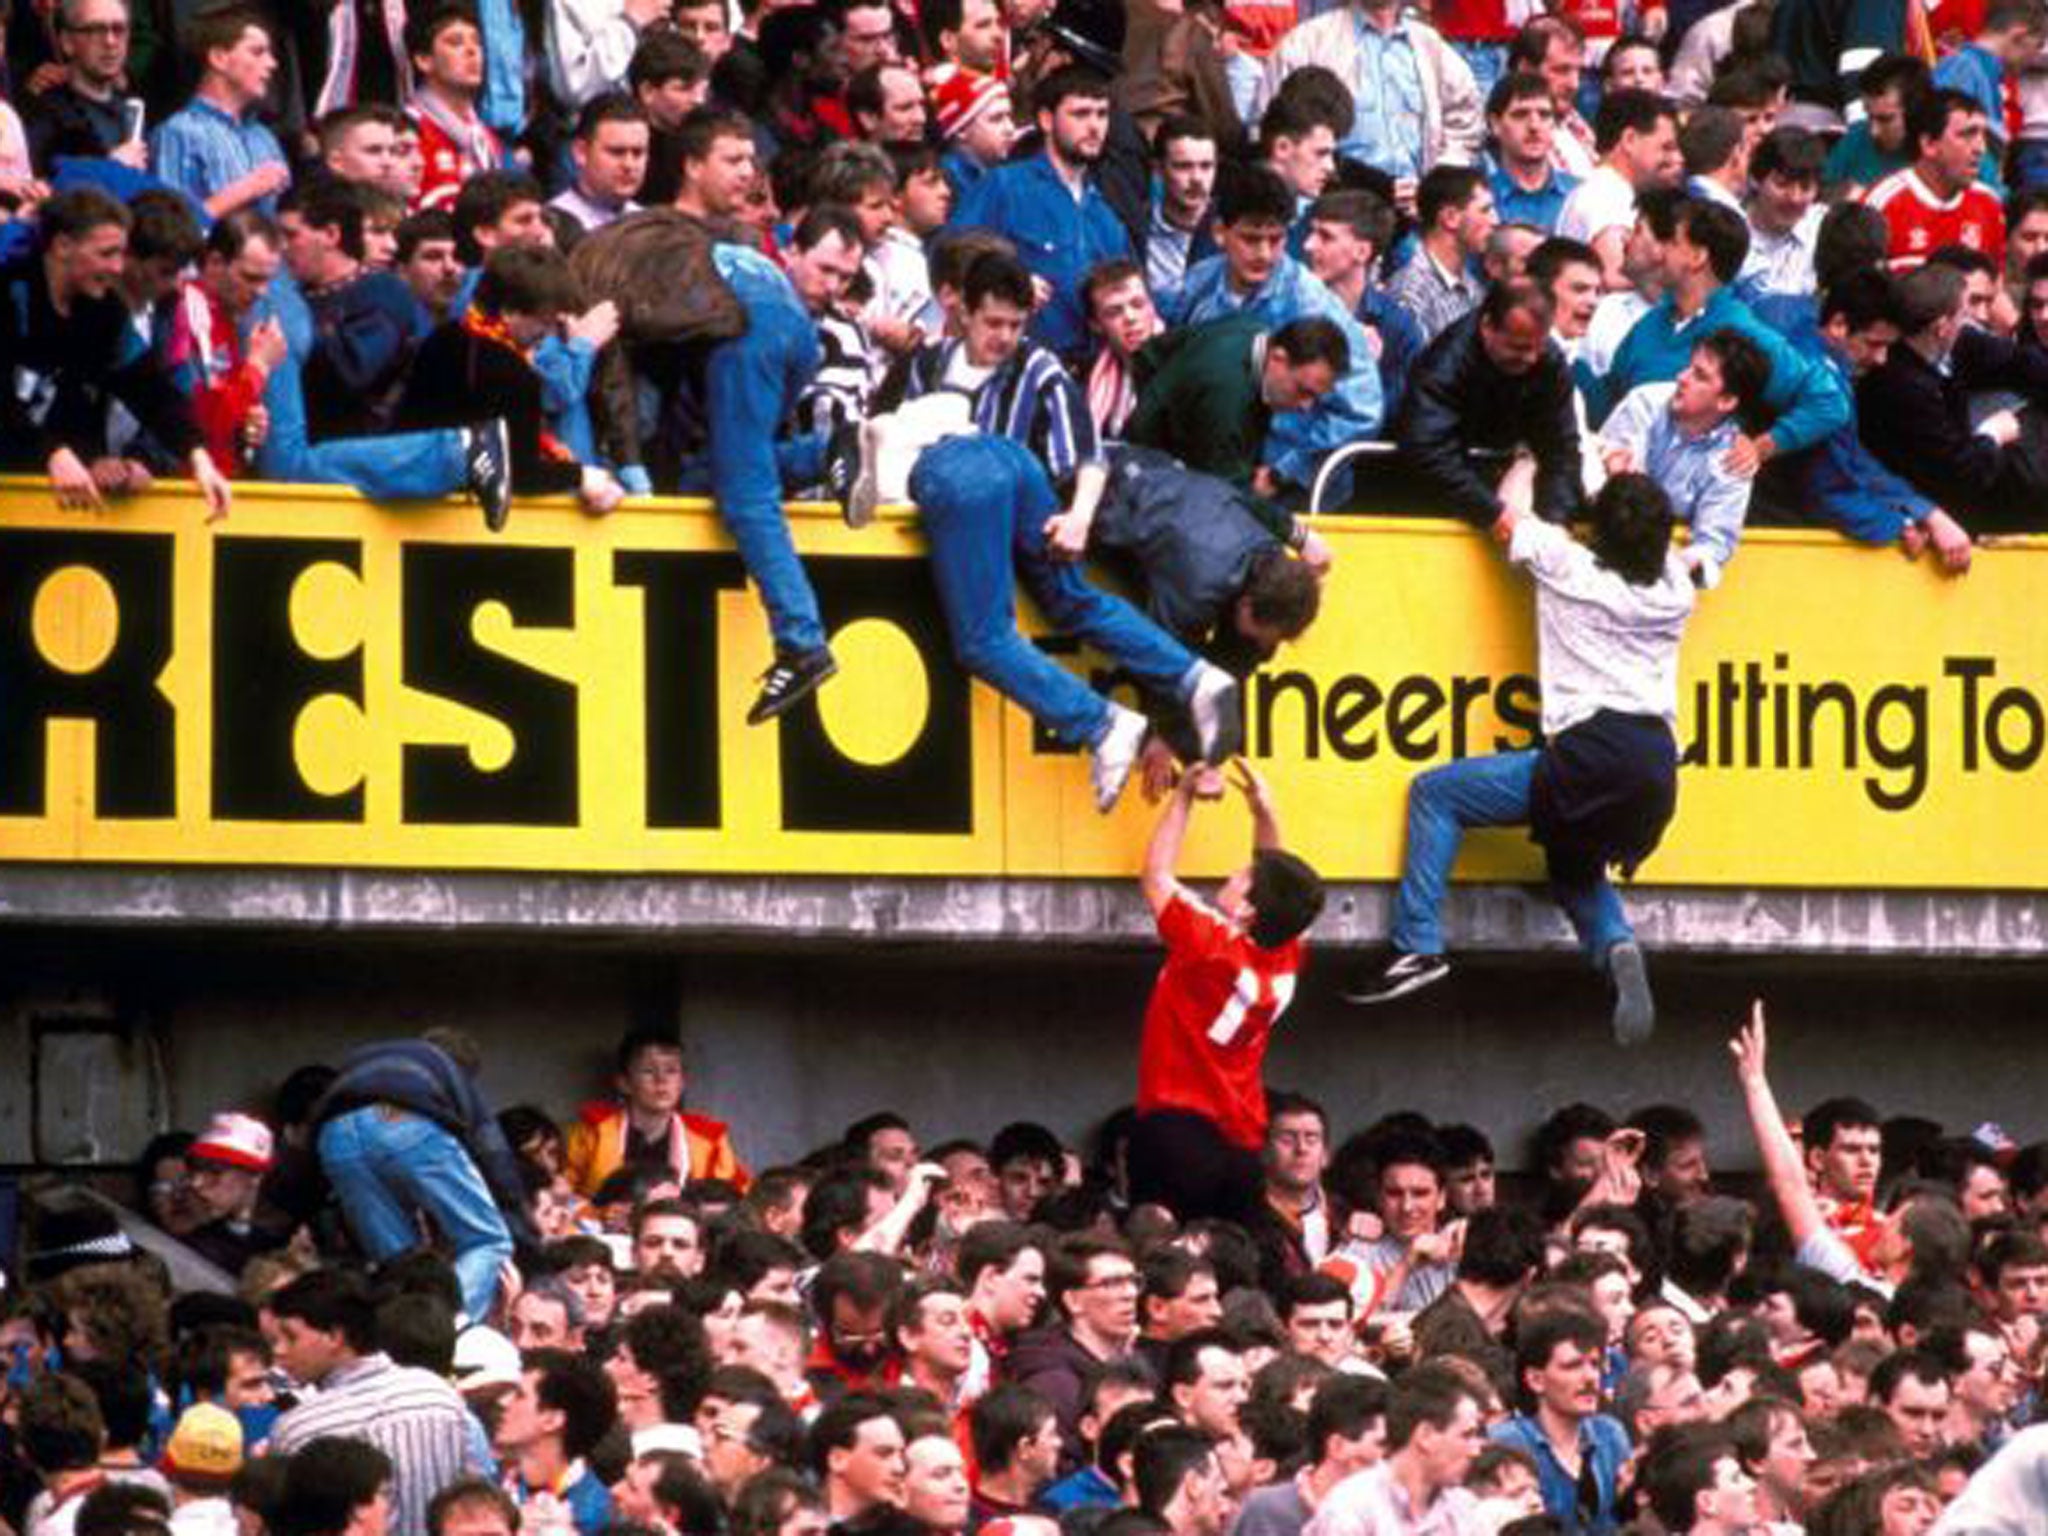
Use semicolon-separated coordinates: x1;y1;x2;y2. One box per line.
2;477;2044;887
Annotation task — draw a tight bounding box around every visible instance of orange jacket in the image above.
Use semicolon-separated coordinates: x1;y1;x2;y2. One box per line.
562;1102;748;1198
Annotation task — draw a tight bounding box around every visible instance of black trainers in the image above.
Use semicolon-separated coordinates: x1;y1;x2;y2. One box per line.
822;420;880;528
1342;949;1451;1005
747;646;838;725
466;418;512;533
1607;940;1655;1046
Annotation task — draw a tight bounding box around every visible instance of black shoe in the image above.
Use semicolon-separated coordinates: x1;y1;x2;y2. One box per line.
1607;940;1655;1046
822;421;878;528
747;647;838;725
1342;949;1450;1005
467;418;512;532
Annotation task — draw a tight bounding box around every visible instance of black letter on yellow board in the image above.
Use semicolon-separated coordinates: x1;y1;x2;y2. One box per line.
0;530;174;817
402;544;579;825
615;548;748;829
213;537;365;821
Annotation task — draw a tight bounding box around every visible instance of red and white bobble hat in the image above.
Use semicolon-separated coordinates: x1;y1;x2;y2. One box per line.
188;1112;275;1173
929;64;1010;143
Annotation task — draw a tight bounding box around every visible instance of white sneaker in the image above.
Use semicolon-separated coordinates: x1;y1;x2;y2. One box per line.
1186;663;1244;764
1090;705;1150;813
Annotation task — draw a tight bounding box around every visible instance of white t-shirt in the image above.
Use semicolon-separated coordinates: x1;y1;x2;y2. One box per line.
1558;163;1638;244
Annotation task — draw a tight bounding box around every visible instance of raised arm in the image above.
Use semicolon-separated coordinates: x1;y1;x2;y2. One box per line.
1231;758;1281;851
1142;774;1199;917
1729;1000;1825;1249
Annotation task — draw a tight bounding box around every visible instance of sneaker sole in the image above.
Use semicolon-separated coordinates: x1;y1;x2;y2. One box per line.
1192;678;1244;765
746;656;839;726
845;424;881;528
1341;964;1449;1006
1609;942;1655;1046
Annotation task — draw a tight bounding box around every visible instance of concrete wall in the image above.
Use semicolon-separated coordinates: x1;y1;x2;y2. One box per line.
3;927;2043;1179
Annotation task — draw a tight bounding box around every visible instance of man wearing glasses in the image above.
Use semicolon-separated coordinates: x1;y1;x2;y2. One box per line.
26;0;147;174
1011;1238;1142;1472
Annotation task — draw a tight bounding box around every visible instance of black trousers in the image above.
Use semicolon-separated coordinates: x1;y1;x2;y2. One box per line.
1126;1108;1265;1227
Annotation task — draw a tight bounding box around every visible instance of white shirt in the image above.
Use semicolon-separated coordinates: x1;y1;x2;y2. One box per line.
1582;289;1651;379
1557;163;1637;244
1742;204;1826;298
1509;515;1696;735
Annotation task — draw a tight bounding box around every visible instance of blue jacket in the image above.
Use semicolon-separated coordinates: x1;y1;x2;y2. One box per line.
1173;253;1385;488
1586;284;1850;456
953;153;1132;360
1490;1413;1631;1536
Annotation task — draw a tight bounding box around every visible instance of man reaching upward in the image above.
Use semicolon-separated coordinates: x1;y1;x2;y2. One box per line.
1130;760;1324;1225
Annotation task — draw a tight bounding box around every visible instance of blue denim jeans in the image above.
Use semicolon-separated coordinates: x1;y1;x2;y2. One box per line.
317;1105;513;1322
256;360;467;500
705;266;827;655
1389;748;1633;963
910;435;1199;748
675;434;826;495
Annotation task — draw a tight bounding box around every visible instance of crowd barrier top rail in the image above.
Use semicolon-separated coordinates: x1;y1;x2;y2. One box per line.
4;475;2046;888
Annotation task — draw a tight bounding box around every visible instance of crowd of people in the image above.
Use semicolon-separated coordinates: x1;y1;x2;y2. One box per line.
5;0;2048;811
11;982;2048;1536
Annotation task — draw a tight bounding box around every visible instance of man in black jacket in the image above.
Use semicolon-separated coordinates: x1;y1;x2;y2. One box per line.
0;186;233;519
312;1027;540;1324
1392;278;1583;526
1856;261;2048;530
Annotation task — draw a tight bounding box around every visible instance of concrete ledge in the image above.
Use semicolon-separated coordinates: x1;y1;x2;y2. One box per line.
0;868;2045;955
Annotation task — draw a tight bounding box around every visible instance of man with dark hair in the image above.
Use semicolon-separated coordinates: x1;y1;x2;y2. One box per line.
952;65;1133;360
1640;1428;1758;1536
1279;1274;1358;1369
970;1385;1062;1522
1146;116;1220;307
268;1271;483;1536
1856;259;2048;530
274;1439;391;1536
276;179;419;444
990;1123;1064;1220
1300;187;1424;417
1743;128;1828;297
1413;1205;1546;1384
630;30;712;207
807;1393;908;1524
1302;1363;1484;1536
1864;88;2006;272
406;4;503;211
1011;1237;1142;1469
1661;1197;1753;1321
18;1375;108;1533
1627;1105;1713;1208
1323;1133;1457;1317
608;1304;713;1432
1138;1253;1224;1373
1168;165;1382;494
1236;1375;1386;1536
1126;312;1350;496
1349;454;1695;1046
1871;1350;1953;1457
1589;197;1851;471
1387;166;1497;342
1596;327;1771;588
1262;1094;1341;1277
550;93;651;233
1488;73;1578;234
1258;92;1345;216
149;8;289;220
807;1251;906;1396
1490;1309;1629;1535
1129;759;1322;1223
494;1353;617;1532
1823;54;1928;194
1393;277;1582;526
959;1222;1048;1386
1557;89;1680;288
1132;1426;1226;1536
0;188;234;518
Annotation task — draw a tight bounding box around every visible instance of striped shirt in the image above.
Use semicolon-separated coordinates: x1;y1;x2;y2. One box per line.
148;96;287;219
894;338;1101;487
271;1353;484;1536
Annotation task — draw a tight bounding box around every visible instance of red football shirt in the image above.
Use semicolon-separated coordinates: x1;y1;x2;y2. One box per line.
1136;891;1304;1151
1863;168;2006;271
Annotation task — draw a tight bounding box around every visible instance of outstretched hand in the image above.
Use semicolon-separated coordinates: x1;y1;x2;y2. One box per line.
1730;999;1768;1084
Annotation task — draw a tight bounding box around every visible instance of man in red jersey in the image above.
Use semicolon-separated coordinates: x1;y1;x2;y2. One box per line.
1128;759;1325;1226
